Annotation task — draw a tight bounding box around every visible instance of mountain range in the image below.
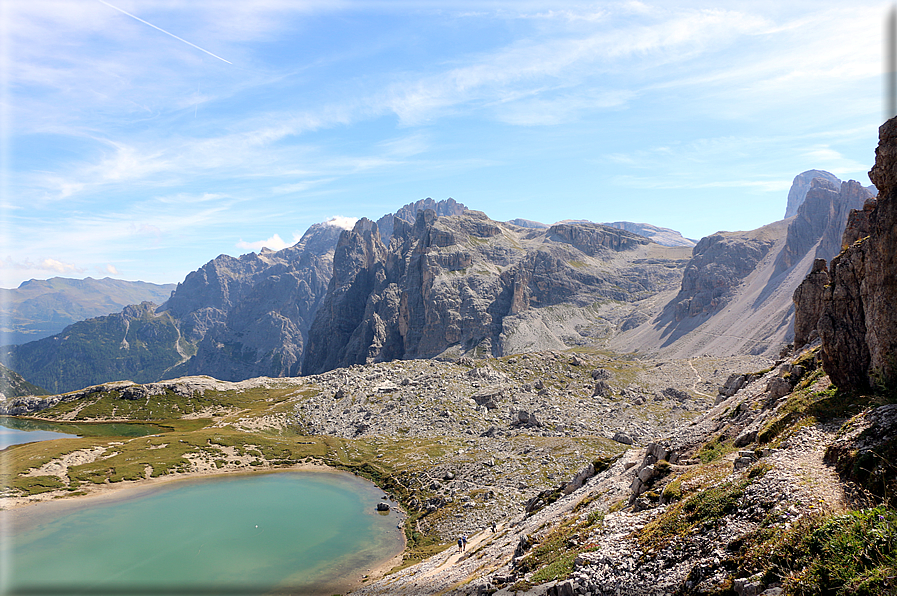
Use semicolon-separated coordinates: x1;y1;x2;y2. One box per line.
0;277;176;345
1;170;870;395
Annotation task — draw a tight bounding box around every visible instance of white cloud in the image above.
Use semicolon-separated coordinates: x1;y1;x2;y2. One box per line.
41;259;80;274
324;216;359;230
0;256;85;279
236;233;302;252
105;264;120;275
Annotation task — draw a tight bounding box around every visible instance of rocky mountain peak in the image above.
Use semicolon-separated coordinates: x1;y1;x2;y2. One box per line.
376;197;467;240
784;169;841;218
774;177;873;275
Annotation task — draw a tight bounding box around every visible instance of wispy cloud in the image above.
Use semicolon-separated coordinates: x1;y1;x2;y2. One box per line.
236;233;298;252
0;257;85;279
3;1;886;286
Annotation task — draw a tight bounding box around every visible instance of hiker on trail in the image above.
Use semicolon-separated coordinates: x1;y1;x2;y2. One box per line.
491;521;496;533
461;534;467;551
457;536;464;552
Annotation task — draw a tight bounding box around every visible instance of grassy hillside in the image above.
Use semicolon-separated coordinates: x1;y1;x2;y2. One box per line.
0;277;176;345
3;304;186;394
0;363;48;397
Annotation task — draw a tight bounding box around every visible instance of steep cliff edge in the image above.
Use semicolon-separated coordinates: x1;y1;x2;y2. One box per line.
612;173;873;359
811;117;897;390
784;169;841;218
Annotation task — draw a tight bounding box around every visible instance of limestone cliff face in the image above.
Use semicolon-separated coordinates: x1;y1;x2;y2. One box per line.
162;222;342;381
671;230;777;320
774;178;872;274
814;117;897;389
784;169;841;218
303;211;686;374
792;259;829;349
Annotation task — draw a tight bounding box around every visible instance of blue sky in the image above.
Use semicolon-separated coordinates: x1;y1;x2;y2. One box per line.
0;0;887;287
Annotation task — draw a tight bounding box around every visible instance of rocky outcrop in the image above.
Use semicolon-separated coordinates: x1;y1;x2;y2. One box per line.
825;403;897;501
841;197;877;247
671;230;777;320
815;117;897;390
784;169;841;218
792;258;829;349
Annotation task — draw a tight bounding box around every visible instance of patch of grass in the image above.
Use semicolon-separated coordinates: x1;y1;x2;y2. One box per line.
748;462;774;479
742;507;897;596
512;505;606;584
639;479;749;551
697;435;735;464
12;475;67;494
31;383;308;430
758;385;873;445
662;478;683;502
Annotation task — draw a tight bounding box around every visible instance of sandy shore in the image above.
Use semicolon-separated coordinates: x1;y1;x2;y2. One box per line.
1;460;337;511
1;463;408;594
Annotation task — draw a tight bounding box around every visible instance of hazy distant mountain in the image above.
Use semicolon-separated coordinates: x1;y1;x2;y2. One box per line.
784;170;841;218
600;221;697;247
506;218;549;229
0;277;176;345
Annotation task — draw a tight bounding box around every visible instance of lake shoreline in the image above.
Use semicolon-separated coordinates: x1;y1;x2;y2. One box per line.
1;463;407;594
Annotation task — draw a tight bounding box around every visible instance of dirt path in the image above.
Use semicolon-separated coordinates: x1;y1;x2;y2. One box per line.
421;522;507;580
687;359;716;399
762;424;849;513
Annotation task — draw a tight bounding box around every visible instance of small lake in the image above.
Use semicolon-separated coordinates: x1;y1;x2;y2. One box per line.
0;416;167;448
1;471;404;595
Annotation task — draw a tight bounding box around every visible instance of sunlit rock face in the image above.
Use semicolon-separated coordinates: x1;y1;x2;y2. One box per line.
816;117;897;389
302;210;684;375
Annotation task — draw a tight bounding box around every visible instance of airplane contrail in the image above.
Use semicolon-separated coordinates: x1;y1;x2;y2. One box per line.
97;0;232;65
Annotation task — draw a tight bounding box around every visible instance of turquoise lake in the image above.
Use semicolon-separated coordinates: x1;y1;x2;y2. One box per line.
0;416;167;448
1;471;404;595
